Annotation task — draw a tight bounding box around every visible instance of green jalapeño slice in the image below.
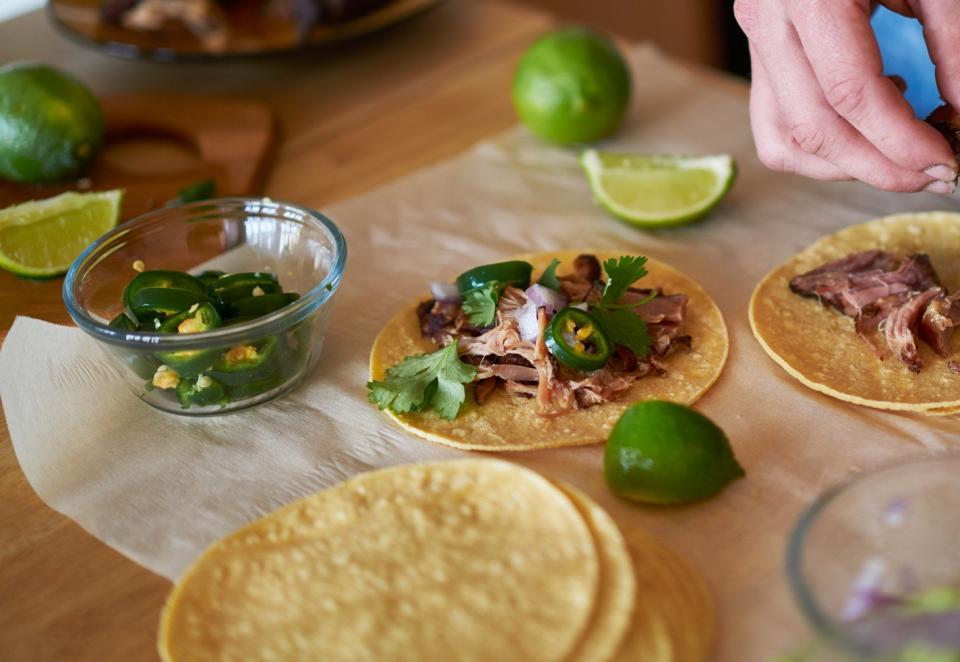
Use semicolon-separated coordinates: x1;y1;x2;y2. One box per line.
208;272;281;309
158;302;222;334
209;337;280;385
176;374;227;409
122;270;207;318
231;292;299;318
109;312;137;330
545;307;612;371
157;303;223;377
456;260;533;293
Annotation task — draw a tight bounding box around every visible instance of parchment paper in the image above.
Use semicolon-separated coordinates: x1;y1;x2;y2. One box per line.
3;45;960;659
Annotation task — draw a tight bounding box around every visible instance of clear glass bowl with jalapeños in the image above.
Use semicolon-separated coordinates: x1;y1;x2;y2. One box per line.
63;198;346;415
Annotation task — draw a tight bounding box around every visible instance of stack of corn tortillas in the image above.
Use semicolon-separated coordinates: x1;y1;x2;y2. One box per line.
158;459;714;661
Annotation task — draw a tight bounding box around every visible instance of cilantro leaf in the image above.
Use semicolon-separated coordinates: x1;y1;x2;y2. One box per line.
591;308;651;357
601;255;648;305
367;342;477;420
537;258;562;291
462;282;502;326
170;179;217;206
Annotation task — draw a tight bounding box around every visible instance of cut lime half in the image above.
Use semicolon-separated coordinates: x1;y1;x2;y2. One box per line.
580;150;735;227
0;189;122;278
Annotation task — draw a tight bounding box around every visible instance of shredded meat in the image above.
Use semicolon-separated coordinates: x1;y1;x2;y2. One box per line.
503;381;538;398
621;290;688;324
473;378;497;405
919;293;960;357
791;250;957;372
458;317;537;365
884;287;943;373
569;369;638;407
417;299;463;345
573;254;602;281
927;104;960;156
532;308;576;415
790;252;938;317
485;364;539;383
420;252;693;412
854;291;913;358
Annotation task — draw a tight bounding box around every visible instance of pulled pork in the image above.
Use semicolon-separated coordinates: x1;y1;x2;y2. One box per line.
418;253;692;415
790;250;958;373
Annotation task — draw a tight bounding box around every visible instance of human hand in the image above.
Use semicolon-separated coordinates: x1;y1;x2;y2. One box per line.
734;0;959;194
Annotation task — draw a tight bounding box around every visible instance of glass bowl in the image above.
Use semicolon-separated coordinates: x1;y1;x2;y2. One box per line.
788;456;960;658
63;198;346;415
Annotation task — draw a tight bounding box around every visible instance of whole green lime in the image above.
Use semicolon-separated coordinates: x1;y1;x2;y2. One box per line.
604;401;744;505
0;62;103;183
512;27;631;145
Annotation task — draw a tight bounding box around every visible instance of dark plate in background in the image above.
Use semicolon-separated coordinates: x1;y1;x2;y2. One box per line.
48;0;441;62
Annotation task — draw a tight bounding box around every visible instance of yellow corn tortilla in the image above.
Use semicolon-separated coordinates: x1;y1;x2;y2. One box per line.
613;528;716;662
555;483;636;662
158;459;599;662
750;212;960;413
369;250;729;450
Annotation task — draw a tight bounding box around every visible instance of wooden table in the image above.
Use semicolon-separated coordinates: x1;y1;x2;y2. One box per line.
0;3;767;660
0;3;556;658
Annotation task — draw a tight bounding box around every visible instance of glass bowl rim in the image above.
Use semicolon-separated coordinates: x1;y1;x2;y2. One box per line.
785;454;960;651
62;197;347;350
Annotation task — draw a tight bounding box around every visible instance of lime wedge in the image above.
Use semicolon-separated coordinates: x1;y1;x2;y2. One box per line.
604;400;744;505
0;190;122;277
580;150;735;227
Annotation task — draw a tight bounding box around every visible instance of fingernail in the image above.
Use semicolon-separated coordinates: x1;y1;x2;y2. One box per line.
924;179;956;194
924;164;958;182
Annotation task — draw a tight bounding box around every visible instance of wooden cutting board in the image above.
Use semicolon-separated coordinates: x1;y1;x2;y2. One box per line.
0;95;275;220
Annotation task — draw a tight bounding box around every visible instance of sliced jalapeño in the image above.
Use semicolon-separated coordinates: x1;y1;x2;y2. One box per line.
122;270;207;318
456;261;533;293
544;307;612;372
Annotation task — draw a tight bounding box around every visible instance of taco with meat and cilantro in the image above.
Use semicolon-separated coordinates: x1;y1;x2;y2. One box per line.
749;211;960;415
367;250;729;451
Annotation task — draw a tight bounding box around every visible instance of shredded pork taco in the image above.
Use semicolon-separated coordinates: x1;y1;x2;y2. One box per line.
750;212;960;414
368;250;728;450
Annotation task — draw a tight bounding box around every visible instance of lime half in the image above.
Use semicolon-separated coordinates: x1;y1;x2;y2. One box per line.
0;190;122;277
604;400;744;505
581;150;735;227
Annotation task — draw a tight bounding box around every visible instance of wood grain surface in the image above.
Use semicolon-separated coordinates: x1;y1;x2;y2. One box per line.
0;2;558;660
0;95;275;220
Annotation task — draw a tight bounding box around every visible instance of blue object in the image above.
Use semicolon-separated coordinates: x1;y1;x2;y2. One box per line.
871;5;941;118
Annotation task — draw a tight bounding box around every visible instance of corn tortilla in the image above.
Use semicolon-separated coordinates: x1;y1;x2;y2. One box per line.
750;212;960;413
554;483;636;662
369;250;729;450
613;528;716;662
158;459;599;662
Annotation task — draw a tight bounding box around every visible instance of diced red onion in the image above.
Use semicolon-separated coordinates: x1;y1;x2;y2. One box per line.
431;281;461;303
883;496;908;527
515;300;541;342
842;557;892;622
571;302;589;311
526;284;567;315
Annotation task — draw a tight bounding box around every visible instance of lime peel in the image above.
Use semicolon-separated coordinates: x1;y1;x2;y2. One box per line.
581;149;736;228
0;189;122;278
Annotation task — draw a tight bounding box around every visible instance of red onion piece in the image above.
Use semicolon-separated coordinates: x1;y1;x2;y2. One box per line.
515;300;541;342
525;284;567;315
431;281;461;303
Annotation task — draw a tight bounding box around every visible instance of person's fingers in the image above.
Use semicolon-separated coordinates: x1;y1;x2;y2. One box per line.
749;52;852;180
911;1;960;113
787;0;958;176
749;2;951;192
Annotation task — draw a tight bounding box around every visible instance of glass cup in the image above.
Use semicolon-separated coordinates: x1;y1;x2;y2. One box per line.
63;198;346;415
788;456;960;658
